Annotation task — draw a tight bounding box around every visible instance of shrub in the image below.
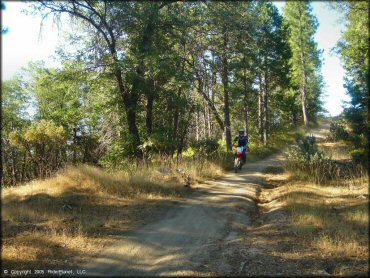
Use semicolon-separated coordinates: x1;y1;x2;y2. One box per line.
189;137;219;157
286;136;334;184
350;148;369;168
182;147;195;158
327;121;349;141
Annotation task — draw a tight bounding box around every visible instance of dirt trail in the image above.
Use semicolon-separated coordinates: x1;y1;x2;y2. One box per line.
83;158;286;276
83;125;328;276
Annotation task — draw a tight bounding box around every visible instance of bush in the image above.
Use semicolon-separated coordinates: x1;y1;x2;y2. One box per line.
295;135;324;160
327;121;349;141
189;137;219;157
286;136;334;184
182;147;195;158
214;150;234;171
350;148;369;167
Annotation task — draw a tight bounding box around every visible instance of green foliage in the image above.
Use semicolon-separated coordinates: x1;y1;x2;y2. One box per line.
332;2;369;167
349;148;369;168
296;136;324;161
23;120;66;145
3;2;328;186
283;2;324;124
8;120;67;180
328;121;349;142
182;147;195;158
286;136;333;184
99;140;127;170
189;138;219;157
247;144;277;161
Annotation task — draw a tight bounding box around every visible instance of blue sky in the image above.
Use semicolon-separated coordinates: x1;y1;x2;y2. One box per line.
2;1;349;116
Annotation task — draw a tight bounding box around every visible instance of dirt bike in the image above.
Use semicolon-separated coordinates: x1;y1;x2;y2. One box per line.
233;145;244;173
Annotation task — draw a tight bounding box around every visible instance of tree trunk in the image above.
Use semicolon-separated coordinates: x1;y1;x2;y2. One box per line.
177;106;194;156
263;56;269;145
221;31;232;151
301;83;309;127
167;98;173;144
171;88;181;155
20;151;27;183
113;8;159;158
173;109;179;155
11;147;16;185
258;72;264;143
299;11;310;127
196;110;200;141
126;94;142;157
196;75;225;131
114;63;142;158
82;135;89;163
242;62;249;136
203;101;208;138
72;127;77;164
146;79;154;136
292;110;298;127
207;104;211;137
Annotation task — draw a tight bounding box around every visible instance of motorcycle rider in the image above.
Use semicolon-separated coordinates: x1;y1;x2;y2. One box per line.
234;128;248;163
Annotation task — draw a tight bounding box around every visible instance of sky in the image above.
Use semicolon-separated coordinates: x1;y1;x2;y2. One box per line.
1;1;350;116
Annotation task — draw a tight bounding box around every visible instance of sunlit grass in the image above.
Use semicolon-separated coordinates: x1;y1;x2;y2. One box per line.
1;161;197;269
318;141;351;160
1;153;228;270
282;139;369;260
251;134;368;276
313;230;367;257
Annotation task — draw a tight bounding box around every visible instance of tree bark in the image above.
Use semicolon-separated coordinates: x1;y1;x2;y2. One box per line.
146;79;154;136
177;106;194;156
263;55;269;145
300;48;309;127
301;81;309;127
11;147;16;185
124;91;142;157
173;109;179;154
203;101;208;138
298;7;309;127
258;72;264;143
72;127;77;164
242;61;249;136
20;151;27;183
221;31;232;151
207;103;211;137
196;76;225;131
196;110;200;141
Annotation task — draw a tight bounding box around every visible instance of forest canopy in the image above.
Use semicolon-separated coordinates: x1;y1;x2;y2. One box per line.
3;1;367;186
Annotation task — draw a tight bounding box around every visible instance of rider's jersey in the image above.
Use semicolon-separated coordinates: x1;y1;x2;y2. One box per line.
234;135;248;147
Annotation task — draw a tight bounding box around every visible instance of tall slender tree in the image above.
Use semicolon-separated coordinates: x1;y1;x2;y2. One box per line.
283;1;323;127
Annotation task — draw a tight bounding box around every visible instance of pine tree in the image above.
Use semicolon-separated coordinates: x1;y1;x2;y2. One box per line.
283;1;323;126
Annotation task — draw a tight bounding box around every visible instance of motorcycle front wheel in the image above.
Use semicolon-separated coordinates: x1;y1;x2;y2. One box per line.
234;158;240;173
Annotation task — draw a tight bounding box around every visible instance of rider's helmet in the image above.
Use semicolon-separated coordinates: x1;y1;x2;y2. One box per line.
239;128;245;135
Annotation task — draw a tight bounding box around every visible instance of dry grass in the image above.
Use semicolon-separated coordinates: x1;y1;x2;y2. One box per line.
285;181;368;256
2;155;225;270
3;161;220;270
318;141;351;160
252;139;369;276
287;139;369;273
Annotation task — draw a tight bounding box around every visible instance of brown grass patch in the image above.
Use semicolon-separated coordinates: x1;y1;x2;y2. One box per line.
243;139;369;276
318;141;352;160
1;165;192;270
